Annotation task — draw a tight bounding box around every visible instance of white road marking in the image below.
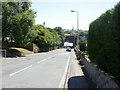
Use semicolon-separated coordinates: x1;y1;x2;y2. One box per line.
9;65;32;76
37;59;47;63
9;53;66;77
59;55;71;88
37;54;59;64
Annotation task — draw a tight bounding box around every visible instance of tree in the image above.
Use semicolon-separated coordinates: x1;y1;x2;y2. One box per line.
2;1;36;47
54;27;64;46
32;25;61;52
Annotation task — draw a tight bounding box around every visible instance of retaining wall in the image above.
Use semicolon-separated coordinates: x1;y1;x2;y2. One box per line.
81;58;119;88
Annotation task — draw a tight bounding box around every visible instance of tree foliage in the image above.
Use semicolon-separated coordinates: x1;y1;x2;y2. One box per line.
54;27;64;46
2;1;64;52
2;1;35;47
32;25;62;51
88;2;120;81
79;37;87;51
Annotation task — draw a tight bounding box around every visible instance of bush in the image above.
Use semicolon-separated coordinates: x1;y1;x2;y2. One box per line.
79;38;87;51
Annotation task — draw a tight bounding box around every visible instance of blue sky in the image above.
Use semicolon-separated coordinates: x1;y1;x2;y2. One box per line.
31;0;119;30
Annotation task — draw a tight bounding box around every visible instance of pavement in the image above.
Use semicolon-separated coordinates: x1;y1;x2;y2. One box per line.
65;49;89;89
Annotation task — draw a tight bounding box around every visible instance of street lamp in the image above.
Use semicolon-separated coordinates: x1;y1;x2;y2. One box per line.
71;10;79;47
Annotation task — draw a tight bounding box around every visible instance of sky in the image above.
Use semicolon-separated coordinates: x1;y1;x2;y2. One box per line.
31;0;119;30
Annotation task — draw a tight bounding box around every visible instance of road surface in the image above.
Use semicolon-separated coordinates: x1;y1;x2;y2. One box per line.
2;49;71;88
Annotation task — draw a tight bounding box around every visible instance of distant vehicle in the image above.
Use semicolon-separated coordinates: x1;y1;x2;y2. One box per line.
64;42;73;47
66;47;71;52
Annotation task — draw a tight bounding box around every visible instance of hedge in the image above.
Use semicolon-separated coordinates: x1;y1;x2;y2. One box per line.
87;2;120;81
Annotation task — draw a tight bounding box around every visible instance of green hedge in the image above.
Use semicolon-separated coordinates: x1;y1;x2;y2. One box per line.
79;37;87;51
87;2;120;81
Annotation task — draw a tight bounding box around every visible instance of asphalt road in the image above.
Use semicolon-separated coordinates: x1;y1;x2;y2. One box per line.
2;48;71;88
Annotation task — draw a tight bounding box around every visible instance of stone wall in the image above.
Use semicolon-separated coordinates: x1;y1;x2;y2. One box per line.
25;43;39;53
81;58;119;88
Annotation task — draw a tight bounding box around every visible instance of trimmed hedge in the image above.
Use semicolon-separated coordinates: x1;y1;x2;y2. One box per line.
88;2;120;81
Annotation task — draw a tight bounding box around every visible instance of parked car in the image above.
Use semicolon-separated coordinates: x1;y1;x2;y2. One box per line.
66;47;71;52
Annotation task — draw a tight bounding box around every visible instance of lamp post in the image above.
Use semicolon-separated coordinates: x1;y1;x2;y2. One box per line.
71;10;79;47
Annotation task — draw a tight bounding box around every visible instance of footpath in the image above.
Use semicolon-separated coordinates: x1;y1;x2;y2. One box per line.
65;50;89;88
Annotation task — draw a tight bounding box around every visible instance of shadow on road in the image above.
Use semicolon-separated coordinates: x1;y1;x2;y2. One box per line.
2;49;24;58
68;76;89;89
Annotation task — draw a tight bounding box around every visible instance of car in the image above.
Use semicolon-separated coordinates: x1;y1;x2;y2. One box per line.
66;47;71;52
